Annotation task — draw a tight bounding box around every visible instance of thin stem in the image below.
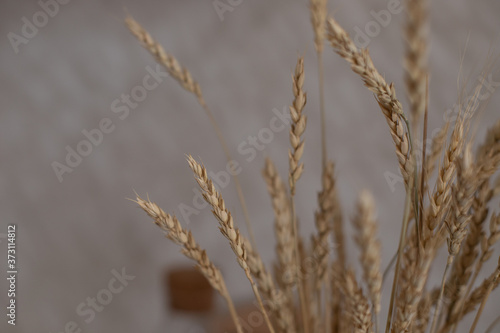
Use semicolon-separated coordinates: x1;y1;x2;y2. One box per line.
385;176;414;333
291;198;311;333
382;250;398;283
430;255;453;333
419;76;429;243
469;273;499;333
317;45;329;333
245;271;276;333
317;51;327;169
222;282;244;333
202;104;257;249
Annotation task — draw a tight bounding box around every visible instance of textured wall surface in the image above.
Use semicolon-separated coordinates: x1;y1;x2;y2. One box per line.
1;0;499;332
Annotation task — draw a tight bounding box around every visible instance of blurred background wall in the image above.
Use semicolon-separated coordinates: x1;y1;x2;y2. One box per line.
1;0;499;332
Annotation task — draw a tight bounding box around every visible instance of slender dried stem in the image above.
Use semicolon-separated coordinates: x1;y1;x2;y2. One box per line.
386;175;414;333
287;56;310;333
430;256;452;333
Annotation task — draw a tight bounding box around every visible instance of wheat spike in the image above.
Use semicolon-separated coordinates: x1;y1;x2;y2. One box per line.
392;230;434;333
309;0;327;53
425;118;465;235
326;17;413;185
352;190;382;319
245;238;297;333
135;196;243;333
126;16;205;106
312;161;336;288
263;158;295;289
287;56;310;333
187;155;276;333
336;269;374;333
404;0;429;128
288;57;307;195
126;15;258;249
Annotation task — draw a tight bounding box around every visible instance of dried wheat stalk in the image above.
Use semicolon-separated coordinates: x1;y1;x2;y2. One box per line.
326;17;413;186
126;16;205;106
352;190;382;321
309;0;327;54
336;269;374;333
287;56;310;333
288;57;307;196
425;117;465;235
404;0;429;129
186;156;276;333
312;161;336;288
126;15;257;249
430;147;475;333
134;196;243;333
263;158;295;290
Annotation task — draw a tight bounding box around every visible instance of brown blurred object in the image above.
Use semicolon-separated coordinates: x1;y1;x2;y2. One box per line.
210;303;271;333
167;266;214;312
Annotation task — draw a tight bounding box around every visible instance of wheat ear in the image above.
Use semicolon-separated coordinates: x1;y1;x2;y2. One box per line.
125;15;257;249
286;56;311;333
311;161;336;333
445;149;488;322
335;269;374;333
186;156;276;333
446;181;490;324
262;158;295;290
326;16;413;186
352;190;382;331
134;196;243;333
312;161;335;287
425;117;465;237
288;56;307;196
404;0;429;130
392;226;434;333
245;238;296;333
438;257;500;333
464;212;500;301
